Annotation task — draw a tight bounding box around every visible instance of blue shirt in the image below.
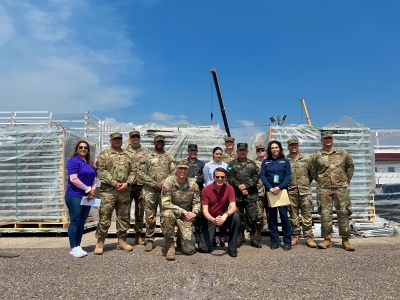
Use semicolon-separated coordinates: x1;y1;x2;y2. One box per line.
260;157;291;191
65;155;96;197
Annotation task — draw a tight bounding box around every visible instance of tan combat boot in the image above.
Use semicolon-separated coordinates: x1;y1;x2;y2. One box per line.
144;240;153;252
291;235;299;246
165;238;176;261
94;238;105;255
135;232;145;245
342;238;355;251
306;237;317;248
317;234;332;249
256;228;262;242
116;237;133;251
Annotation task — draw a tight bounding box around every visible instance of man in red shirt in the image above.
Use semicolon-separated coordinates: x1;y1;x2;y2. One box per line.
199;167;240;257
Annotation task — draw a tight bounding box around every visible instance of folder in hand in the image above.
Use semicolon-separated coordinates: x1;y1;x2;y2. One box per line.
267;189;290;207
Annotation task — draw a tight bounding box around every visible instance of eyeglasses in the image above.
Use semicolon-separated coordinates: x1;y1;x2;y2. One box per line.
130;135;140;138
256;149;265;152
215;176;226;179
78;146;88;150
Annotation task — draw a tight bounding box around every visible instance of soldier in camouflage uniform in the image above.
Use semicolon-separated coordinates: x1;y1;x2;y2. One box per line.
141;135;176;252
222;136;238;164
124;130;150;246
94;132;136;255
227;143;262;248
253;144;268;242
310;131;355;251
186;144;205;244
161;159;201;260
286;138;316;248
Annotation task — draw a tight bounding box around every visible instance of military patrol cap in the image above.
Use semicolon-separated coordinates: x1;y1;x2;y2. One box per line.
224;136;235;142
110;132;122;139
129;130;140;137
287;138;299;145
188;144;198;150
237;143;248;150
255;144;265;150
176;159;189;168
321;131;333;138
154;135;165;142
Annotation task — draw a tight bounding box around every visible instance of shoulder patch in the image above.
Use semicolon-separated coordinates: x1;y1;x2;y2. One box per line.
227;166;232;171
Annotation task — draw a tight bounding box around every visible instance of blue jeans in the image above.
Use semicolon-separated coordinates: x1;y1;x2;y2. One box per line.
268;206;292;247
65;195;91;248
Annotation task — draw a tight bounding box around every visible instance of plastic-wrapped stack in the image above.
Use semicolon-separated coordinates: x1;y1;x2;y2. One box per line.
0;127;95;225
246;121;375;221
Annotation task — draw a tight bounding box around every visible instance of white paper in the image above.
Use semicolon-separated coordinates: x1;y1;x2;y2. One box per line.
81;197;101;207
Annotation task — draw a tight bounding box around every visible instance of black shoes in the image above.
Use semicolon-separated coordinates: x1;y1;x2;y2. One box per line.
283;245;291;251
270;244;279;250
237;240;243;248
228;250;237;257
250;240;262;248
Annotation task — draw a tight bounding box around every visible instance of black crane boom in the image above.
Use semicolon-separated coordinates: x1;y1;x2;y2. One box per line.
210;68;231;137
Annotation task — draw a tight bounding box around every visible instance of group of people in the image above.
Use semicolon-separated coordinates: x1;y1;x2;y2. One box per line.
64;130;355;259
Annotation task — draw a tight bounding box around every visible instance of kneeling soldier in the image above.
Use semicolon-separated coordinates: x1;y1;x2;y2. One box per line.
161;160;200;260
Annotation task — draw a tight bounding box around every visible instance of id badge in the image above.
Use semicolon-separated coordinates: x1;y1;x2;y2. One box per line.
273;175;279;183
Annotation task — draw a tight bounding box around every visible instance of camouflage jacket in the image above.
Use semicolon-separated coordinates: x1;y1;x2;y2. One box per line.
222;150;238;164
253;158;266;197
187;158;205;190
124;144;150;187
161;175;201;217
96;148;135;191
286;153;313;195
310;147;354;189
141;151;176;191
227;158;259;202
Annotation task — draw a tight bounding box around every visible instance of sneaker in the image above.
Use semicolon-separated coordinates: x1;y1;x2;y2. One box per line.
70;247;85;258
76;246;87;256
219;237;225;247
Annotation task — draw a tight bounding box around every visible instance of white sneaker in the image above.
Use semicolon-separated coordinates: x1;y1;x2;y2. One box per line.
70;247;85;258
76;246;88;256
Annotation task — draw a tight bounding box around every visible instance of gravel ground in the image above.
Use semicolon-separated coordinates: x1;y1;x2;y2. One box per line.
1;235;400;300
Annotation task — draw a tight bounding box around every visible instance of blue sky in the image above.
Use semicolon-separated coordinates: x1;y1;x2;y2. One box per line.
1;0;399;141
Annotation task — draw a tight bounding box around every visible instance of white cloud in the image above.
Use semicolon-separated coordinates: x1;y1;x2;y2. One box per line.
0;0;143;113
104;117;137;132
152;112;187;123
239;119;255;127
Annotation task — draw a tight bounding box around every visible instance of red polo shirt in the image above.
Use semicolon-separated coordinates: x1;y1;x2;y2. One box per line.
201;183;236;218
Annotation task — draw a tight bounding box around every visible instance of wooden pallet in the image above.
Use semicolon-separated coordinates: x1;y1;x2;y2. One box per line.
0;216;95;231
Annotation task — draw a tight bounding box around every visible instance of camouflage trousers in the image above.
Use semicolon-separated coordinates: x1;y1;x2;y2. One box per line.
288;193;314;237
256;196;268;231
96;190;130;238
130;185;144;233
236;201;258;233
161;209;196;255
143;189;161;241
317;187;352;239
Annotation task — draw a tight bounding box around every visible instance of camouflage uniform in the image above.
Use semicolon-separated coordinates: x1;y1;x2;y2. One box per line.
310;147;354;239
286;153;314;237
187;158;205;190
95;148;135;238
254;158;268;230
124;144;150;233
222;151;238;164
161;175;200;255
227;157;260;234
141;150;176;241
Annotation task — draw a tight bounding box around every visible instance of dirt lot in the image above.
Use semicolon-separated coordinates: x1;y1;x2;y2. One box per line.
1;234;400;299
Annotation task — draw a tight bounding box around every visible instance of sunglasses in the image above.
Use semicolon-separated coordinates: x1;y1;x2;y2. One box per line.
130;135;140;138
78;146;88;150
215;176;226;179
256;149;265;152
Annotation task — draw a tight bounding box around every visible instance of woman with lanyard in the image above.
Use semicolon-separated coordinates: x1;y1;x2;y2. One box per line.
260;140;292;251
65;140;97;258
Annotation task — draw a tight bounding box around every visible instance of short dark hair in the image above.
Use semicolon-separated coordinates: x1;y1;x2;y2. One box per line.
213;167;227;177
267;140;285;159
